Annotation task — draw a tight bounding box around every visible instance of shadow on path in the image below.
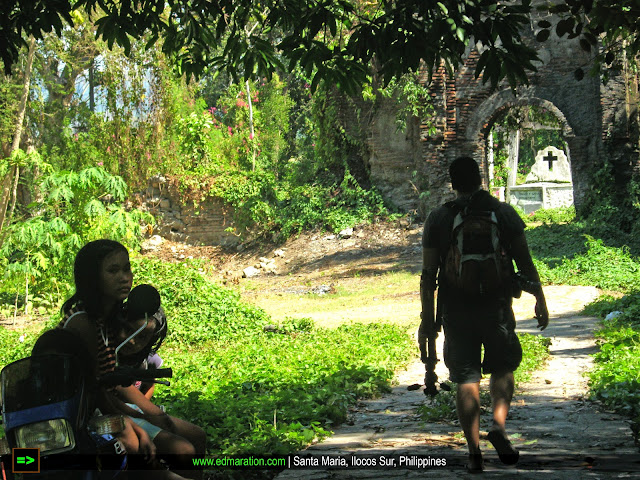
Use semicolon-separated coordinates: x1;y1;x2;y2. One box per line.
274;286;640;479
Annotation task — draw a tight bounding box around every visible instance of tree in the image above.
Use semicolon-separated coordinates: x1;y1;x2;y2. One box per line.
2;1;542;93
535;0;640;81
0;35;35;240
1;166;152;313
34;16;100;149
0;0;73;72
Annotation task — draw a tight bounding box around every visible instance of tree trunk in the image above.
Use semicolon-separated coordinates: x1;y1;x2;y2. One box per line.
0;36;36;239
505;128;520;203
89;58;95;112
6;163;19;227
246;80;256;171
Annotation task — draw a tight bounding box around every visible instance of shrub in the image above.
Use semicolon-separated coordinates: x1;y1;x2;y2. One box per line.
586;292;640;434
132;258;271;344
525;206;576;224
538;236;640;292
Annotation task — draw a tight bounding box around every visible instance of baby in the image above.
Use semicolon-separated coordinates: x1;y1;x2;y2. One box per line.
116;307;167;399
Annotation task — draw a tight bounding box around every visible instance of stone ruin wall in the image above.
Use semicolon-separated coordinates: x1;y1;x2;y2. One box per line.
139;176;239;246
362;100;423;213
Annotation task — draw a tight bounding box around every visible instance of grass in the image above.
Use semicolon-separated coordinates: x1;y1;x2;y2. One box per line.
523;214;640;445
525;216;640;445
155;321;413;454
133;258;417;454
526;224;640;292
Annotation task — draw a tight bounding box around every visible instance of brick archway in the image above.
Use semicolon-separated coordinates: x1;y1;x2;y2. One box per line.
363;16;638;218
415;40;609;217
465;92;576;204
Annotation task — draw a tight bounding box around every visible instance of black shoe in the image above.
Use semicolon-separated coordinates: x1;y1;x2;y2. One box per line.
467;452;484;473
487;429;520;465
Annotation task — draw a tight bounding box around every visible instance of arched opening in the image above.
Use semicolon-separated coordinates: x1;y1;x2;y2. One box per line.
483;103;575;216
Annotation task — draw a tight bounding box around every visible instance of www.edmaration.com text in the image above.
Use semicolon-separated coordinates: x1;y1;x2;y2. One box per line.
192;455;447;469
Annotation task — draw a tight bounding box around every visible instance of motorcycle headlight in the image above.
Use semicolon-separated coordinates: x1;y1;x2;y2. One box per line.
14;419;75;454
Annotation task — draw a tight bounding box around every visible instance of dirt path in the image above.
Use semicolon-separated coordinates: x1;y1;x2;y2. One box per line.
274;286;640;479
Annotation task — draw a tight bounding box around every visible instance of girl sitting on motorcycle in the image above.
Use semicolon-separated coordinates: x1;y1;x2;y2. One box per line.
60;239;204;479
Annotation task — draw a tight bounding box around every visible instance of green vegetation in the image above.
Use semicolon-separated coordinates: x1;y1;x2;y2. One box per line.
522;207;640;445
158;321;412;454
0;28;401;318
0;326;34;368
535;236;640;292
133;258;413;454
516;205;576;225
584;293;640;443
1;30;393;246
138;259;413;454
516;333;553;383
3;1;542;92
0;166;151;316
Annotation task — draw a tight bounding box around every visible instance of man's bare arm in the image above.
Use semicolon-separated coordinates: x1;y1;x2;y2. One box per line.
510;233;549;330
419;248;440;340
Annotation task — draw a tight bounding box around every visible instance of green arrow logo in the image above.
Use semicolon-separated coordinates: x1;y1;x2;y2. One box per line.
16;456;34;465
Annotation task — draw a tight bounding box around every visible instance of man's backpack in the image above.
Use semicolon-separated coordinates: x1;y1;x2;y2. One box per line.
441;201;514;297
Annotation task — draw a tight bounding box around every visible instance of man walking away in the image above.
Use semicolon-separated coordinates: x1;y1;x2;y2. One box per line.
419;156;549;472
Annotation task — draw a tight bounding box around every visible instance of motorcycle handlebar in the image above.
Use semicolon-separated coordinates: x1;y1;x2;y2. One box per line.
139;367;172;379
99;367;173;387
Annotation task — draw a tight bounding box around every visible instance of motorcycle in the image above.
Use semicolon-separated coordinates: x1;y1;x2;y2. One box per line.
0;284;171;479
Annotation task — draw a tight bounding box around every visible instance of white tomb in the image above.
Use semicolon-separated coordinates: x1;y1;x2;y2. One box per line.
507;146;574;214
525;146;572;183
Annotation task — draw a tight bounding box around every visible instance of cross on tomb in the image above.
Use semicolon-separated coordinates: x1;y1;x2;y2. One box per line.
544;150;557;170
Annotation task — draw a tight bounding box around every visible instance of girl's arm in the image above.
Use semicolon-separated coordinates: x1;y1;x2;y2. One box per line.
97;387;148;418
115;384;176;432
142;383;155;400
128;417;156;461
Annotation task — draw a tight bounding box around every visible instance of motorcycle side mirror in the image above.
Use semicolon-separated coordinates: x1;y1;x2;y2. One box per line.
115;319;149;366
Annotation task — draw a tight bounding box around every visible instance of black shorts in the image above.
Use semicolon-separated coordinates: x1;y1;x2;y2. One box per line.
440;297;522;384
